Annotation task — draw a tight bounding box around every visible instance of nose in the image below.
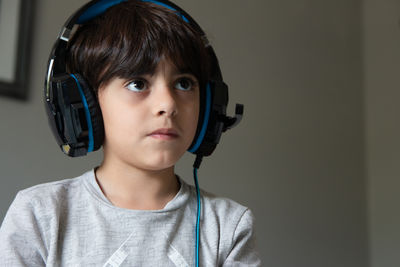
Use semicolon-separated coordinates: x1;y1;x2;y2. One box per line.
152;83;178;117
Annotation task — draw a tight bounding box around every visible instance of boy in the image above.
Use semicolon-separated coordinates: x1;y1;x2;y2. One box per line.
0;0;260;266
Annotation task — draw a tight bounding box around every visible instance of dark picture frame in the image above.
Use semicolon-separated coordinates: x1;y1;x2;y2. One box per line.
0;0;34;100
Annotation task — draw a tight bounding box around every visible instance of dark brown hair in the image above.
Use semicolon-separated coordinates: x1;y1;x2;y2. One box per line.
66;0;211;94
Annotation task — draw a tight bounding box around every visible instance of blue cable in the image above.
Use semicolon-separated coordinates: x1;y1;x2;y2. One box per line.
193;167;201;267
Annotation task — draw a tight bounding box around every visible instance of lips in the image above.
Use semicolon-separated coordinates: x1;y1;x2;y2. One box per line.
148;128;179;140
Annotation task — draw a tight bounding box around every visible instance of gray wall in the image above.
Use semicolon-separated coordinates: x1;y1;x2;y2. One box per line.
364;0;400;266
0;0;371;266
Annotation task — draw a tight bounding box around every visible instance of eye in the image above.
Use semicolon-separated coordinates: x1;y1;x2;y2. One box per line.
174;77;196;91
126;79;147;92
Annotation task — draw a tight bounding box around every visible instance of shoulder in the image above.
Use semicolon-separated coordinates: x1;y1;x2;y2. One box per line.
182;182;260;265
12;170;91;213
184;181;254;233
201;189;251;222
200;189;256;241
184;182;250;216
0;170;92;244
0;171;92;265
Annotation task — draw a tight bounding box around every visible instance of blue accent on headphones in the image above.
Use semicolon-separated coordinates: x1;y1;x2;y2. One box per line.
189;82;212;153
77;0;127;24
77;0;188;24
70;74;95;152
141;0;189;22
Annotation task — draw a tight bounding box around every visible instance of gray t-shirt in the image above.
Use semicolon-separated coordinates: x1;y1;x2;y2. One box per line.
0;169;260;266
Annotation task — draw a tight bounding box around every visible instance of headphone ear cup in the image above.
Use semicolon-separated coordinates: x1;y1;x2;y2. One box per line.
72;74;104;152
188;81;228;157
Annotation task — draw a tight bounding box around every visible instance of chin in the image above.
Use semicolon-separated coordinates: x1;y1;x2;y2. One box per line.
139;152;182;171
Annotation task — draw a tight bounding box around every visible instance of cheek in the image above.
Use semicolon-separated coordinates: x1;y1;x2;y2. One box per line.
103;107;143;139
99;93;141;141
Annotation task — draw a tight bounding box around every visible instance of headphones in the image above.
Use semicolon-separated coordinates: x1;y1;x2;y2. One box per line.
44;0;243;159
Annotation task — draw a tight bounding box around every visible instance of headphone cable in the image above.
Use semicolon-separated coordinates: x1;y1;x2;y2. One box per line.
193;155;203;267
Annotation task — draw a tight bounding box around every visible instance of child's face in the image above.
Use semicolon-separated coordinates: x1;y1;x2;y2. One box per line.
97;59;200;171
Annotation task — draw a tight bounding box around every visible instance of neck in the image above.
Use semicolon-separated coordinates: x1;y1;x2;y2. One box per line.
95;157;180;210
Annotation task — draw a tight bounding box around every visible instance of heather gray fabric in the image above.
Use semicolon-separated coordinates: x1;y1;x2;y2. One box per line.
0;169;261;266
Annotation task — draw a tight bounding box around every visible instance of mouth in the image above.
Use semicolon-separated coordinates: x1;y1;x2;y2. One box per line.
148;128;179;140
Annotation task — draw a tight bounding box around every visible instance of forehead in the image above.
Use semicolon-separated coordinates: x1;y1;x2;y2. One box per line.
144;57;196;77
115;51;197;80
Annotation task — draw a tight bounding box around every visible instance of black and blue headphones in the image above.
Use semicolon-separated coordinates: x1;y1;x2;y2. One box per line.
44;0;243;161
